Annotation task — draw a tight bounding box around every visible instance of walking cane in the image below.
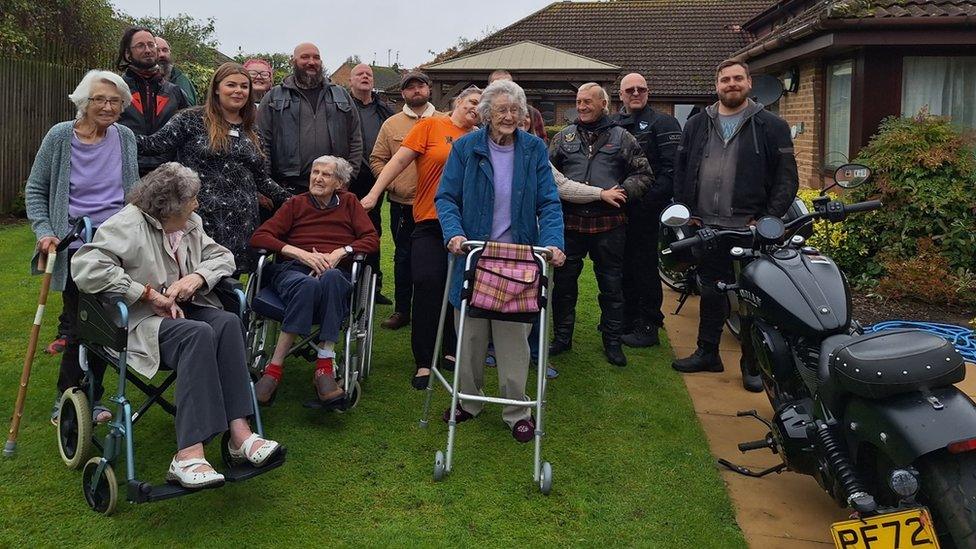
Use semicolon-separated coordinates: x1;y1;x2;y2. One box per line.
5;218;89;457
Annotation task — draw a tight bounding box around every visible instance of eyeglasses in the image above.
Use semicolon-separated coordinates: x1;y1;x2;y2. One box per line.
89;96;123;108
248;70;272;78
130;41;157;51
491;106;521;117
623;86;649;96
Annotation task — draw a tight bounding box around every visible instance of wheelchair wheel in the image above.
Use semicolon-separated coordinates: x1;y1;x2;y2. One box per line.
58;389;93;470
360;274;377;379
82;457;118;515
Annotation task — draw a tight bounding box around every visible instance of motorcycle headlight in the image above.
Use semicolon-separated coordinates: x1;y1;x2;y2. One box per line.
889;469;919;498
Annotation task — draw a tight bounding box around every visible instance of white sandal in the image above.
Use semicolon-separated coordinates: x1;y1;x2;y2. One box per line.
228;433;281;467
166;457;225;489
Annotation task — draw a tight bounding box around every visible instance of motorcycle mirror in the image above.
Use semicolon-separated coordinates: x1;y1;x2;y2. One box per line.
660;203;691;227
755;216;786;241
833;163;872;189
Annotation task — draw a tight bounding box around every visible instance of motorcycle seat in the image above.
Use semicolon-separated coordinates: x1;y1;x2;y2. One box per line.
826;329;965;399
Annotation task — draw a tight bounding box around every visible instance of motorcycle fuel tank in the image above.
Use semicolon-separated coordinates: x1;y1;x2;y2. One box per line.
738;249;850;338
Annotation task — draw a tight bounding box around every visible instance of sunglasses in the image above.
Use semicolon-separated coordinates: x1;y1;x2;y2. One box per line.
623;86;648;96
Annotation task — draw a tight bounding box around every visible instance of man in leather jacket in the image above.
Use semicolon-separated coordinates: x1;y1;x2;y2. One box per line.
611;72;682;350
257;42;363;194
549;83;653;367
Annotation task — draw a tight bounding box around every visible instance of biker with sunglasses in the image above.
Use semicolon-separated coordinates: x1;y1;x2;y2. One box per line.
611;73;682;350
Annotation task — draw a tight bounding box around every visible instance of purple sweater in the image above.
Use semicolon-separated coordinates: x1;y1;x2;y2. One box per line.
488;138;514;243
68;125;126;232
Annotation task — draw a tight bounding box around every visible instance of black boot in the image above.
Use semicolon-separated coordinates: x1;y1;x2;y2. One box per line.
549;339;572;356
740;357;763;392
621;324;660;347
604;342;627;367
671;347;724;373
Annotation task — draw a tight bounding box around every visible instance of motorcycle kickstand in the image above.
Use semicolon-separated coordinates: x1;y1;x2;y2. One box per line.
673;290;692;315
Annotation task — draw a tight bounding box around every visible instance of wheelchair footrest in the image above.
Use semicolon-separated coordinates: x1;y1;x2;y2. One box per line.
125;448;287;504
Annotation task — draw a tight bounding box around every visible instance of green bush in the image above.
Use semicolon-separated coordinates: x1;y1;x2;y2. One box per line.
545;125;566;141
835;112;976;302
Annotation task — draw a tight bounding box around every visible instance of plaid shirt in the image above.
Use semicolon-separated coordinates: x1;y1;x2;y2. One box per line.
563;212;627;234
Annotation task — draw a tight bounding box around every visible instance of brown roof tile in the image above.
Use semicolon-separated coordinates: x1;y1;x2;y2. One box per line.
453;0;775;97
738;0;976;56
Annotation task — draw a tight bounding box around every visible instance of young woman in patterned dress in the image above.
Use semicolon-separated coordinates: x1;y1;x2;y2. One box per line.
137;62;291;271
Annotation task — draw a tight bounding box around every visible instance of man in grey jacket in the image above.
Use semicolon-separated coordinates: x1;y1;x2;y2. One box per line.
258;42;363;194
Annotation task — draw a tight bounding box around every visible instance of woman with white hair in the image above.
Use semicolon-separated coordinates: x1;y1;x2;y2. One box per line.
25;69;139;425
249;155;379;406
435;80;565;442
72;163;282;488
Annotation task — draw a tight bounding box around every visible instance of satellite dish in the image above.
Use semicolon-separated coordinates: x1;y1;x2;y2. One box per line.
751;74;785;106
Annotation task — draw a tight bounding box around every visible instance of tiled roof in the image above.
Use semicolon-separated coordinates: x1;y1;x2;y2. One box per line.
451;0;775;97
738;0;976;57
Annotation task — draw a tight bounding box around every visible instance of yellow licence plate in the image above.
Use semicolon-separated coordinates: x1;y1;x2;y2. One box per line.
831;507;939;548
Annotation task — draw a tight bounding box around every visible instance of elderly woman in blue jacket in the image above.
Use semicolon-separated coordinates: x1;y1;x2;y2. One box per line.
435;79;565;443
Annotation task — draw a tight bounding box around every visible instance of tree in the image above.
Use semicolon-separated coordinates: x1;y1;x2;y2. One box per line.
425;26;497;65
132;14;220;66
0;0;124;66
344;54;362;64
234;51;293;86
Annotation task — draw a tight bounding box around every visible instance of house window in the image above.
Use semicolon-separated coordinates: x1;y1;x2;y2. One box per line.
902;57;976;128
674;104;698;128
824;59;853;169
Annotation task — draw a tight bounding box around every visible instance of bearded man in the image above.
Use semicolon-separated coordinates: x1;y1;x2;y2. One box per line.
257;42;363;194
114;26;191;175
670;59;798;392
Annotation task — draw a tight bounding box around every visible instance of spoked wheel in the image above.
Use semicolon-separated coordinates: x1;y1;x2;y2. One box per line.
433;450;446;481
58;389;93;470
539;461;553;495
82;457;118;515
358;274;377;380
658;264;690;293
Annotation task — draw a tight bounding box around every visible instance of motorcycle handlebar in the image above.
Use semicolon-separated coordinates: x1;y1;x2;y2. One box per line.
843;199;882;214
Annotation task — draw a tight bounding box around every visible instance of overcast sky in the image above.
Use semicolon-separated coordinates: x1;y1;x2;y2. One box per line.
110;0;553;70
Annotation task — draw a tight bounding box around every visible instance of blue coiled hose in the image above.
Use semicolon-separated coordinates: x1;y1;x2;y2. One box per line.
865;321;976;363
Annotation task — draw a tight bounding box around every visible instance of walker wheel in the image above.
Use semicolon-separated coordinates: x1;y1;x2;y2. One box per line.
82;457;118;515
57;389;93;470
433;450;446;481
539;461;553;495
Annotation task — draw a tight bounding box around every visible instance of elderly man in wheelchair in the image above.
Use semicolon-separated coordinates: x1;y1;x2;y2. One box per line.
249;155;379;408
71;163;282;496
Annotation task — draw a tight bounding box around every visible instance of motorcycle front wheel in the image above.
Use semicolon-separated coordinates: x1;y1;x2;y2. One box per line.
916;450;976;547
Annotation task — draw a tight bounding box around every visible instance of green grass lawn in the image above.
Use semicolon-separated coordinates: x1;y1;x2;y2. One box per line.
0;211;745;547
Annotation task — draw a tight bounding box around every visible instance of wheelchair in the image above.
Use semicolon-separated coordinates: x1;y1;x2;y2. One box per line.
55;277;285;515
243;250;377;411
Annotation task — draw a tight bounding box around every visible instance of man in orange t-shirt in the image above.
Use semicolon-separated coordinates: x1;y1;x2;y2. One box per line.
360;87;482;389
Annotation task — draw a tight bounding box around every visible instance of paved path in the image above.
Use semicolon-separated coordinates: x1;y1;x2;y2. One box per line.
660;288;976;548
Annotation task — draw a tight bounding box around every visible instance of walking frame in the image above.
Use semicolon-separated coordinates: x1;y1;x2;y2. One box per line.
419;240;554;495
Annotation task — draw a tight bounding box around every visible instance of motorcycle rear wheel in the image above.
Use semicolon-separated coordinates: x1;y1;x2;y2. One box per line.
916;450;976;548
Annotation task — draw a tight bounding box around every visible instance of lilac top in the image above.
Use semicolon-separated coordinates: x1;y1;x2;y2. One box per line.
68;125;125;246
487;137;515;243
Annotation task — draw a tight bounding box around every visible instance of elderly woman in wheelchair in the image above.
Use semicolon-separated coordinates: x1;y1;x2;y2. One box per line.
249;155;379;407
71;163;282;492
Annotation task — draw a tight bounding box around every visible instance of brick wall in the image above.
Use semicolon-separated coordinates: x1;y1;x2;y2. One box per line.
772;59;823;189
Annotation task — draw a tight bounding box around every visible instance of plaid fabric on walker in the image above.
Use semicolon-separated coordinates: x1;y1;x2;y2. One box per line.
469;242;541;314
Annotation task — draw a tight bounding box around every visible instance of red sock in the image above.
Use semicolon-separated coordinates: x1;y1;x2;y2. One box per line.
315;357;334;377
265;363;283;382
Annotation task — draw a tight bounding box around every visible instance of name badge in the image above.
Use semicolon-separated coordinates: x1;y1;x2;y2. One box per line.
228;129;240;137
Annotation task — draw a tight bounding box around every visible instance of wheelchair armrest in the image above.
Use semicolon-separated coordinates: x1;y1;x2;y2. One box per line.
212;277;245;316
353;252;367;262
77;292;128;351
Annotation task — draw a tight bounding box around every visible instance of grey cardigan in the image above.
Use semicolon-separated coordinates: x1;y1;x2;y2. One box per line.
25;121;139;291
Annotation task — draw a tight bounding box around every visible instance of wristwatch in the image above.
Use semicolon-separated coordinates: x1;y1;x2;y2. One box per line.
343;245;353;257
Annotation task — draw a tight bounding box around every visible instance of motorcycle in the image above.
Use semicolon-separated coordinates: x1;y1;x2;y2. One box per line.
662;164;976;548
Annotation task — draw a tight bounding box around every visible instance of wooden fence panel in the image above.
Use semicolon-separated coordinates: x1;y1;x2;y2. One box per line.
0;58;87;214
